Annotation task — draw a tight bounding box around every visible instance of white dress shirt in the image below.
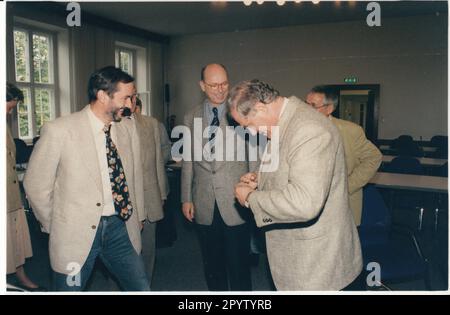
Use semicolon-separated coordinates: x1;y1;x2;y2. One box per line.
87;106;116;216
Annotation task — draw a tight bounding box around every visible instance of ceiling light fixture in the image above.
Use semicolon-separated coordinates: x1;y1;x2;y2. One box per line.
256;0;264;5
243;0;252;6
276;0;286;5
312;0;320;4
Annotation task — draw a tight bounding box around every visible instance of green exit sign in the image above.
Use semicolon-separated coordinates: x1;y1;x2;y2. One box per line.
344;77;358;84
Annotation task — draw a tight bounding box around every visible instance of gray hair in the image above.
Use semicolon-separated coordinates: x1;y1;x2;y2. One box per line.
228;79;280;116
309;85;338;110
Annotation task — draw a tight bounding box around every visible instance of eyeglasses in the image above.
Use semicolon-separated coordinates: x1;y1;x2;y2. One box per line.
203;81;229;90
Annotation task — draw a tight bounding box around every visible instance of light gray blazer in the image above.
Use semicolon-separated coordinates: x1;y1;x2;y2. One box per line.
248;97;363;291
181;102;250;226
24;105;145;275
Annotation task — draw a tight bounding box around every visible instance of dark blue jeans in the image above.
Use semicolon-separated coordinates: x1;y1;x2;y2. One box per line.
53;215;150;291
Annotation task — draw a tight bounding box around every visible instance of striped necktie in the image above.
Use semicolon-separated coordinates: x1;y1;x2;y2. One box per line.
209;107;220;154
209;107;220;140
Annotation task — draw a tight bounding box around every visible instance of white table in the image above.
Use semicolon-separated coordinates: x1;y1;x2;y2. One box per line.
370;172;448;193
379;144;437;153
382;155;447;167
422;146;438;153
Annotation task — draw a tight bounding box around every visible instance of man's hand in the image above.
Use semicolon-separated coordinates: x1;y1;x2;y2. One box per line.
182;202;195;222
235;182;255;207
240;172;258;189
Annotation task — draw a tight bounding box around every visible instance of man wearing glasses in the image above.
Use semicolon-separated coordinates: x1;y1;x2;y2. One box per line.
231;79;362;290
181;63;252;291
306;86;382;226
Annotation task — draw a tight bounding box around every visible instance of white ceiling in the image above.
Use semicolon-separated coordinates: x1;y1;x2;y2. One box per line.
79;1;447;37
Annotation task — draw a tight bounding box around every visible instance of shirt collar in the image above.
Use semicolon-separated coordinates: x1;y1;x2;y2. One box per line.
88;105;112;133
205;100;226;118
279;97;289;118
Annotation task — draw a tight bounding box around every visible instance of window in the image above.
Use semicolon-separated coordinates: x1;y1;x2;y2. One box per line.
115;47;135;76
13;27;57;140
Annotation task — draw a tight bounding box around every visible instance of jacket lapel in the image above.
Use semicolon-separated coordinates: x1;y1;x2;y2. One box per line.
212;113;230;171
195;104;212;171
277;96;299;144
74;106;103;193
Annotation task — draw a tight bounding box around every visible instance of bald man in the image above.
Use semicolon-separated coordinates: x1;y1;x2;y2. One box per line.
181;64;252;291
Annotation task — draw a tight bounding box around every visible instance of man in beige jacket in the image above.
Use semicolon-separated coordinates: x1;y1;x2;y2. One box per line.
24;66;148;291
231;79;362;290
306;86;382;225
127;97;167;286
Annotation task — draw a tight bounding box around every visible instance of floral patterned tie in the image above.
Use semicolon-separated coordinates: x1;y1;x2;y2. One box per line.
104;124;133;221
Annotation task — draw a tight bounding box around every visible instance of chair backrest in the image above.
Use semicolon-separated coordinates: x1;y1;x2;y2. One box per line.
385;156;425;175
430;135;448;159
396;135;414;143
392;135;423;157
430;135;448;148
361;185;391;228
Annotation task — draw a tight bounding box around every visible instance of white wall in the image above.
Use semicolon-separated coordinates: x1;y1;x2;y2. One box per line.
167;14;447;140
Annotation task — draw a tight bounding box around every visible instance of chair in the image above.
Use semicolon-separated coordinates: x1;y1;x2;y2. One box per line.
392;135;423;157
384;156;426;227
358;185;430;290
430;135;447;148
430;135;448;159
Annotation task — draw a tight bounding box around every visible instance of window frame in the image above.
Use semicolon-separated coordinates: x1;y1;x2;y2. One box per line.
115;45;136;76
13;23;59;141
